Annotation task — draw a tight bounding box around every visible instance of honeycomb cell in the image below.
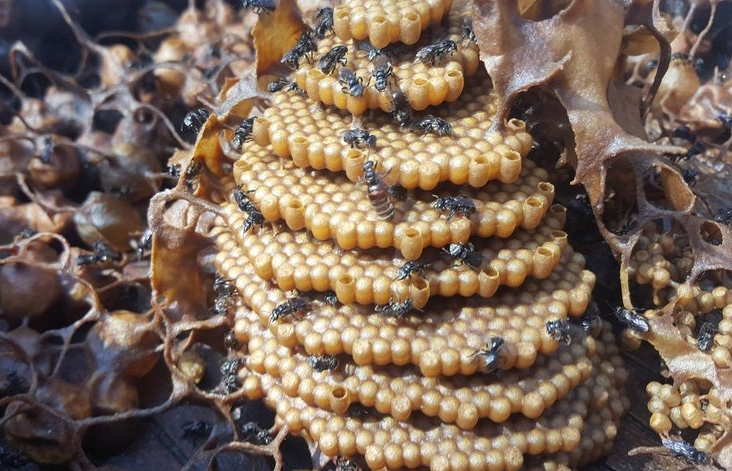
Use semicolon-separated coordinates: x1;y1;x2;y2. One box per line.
221;203;568;304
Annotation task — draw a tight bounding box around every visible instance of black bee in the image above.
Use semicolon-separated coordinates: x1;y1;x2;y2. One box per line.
697;322;716;353
546;319;572;345
356;40;385;61
661;437;708;464
433;196;475;219
233;187;265;233
682;168;698;185
267;77;290;92
581;304;602;337
672;125;695;142
389;87;412;126
338;67;368;97
296;31;317;58
471;337;505;373
343;129;377;148
394;261;428;280
234;187;255;211
214;275;236;298
411;115;452;136
281;49;304;70
167;163;182;180
182;420;212;444
375;298;415;318
388;184;408;201
614;306;650;333
443;242;484;269
319;45;348;75
219;358;242;394
362;160;394;220
461;18;477;45
309;355;339;371
238;421;273;445
242;0;275;14
686;141;705;159
270;296;310;322
224;331;241;350
211;295;233;317
323;290;339;306
314;7;334;39
181;108;210;137
347;403;379;419
185;160;202;190
231;117;255;150
415;39;457;65
281;31;317;70
332;457;361;471
242;210;264;233
713;208;732;226
77;241;122;266
285;82;307;96
136;228;152;260
371;56;395;92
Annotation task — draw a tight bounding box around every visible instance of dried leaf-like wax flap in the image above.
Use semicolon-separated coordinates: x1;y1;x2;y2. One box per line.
0;198;67;238
149;195;214;322
193;114;226;178
216;75;263;121
253;0;305;75
472;0;694;295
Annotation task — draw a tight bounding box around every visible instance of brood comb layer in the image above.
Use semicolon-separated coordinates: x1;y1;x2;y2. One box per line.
294;1;479;113
233;144;551;260
221;204;567;305
236;307;598;425
332;0;452;49
252;72;533;190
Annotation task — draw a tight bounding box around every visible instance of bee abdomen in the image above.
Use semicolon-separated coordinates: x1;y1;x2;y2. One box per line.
367;186;394;219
